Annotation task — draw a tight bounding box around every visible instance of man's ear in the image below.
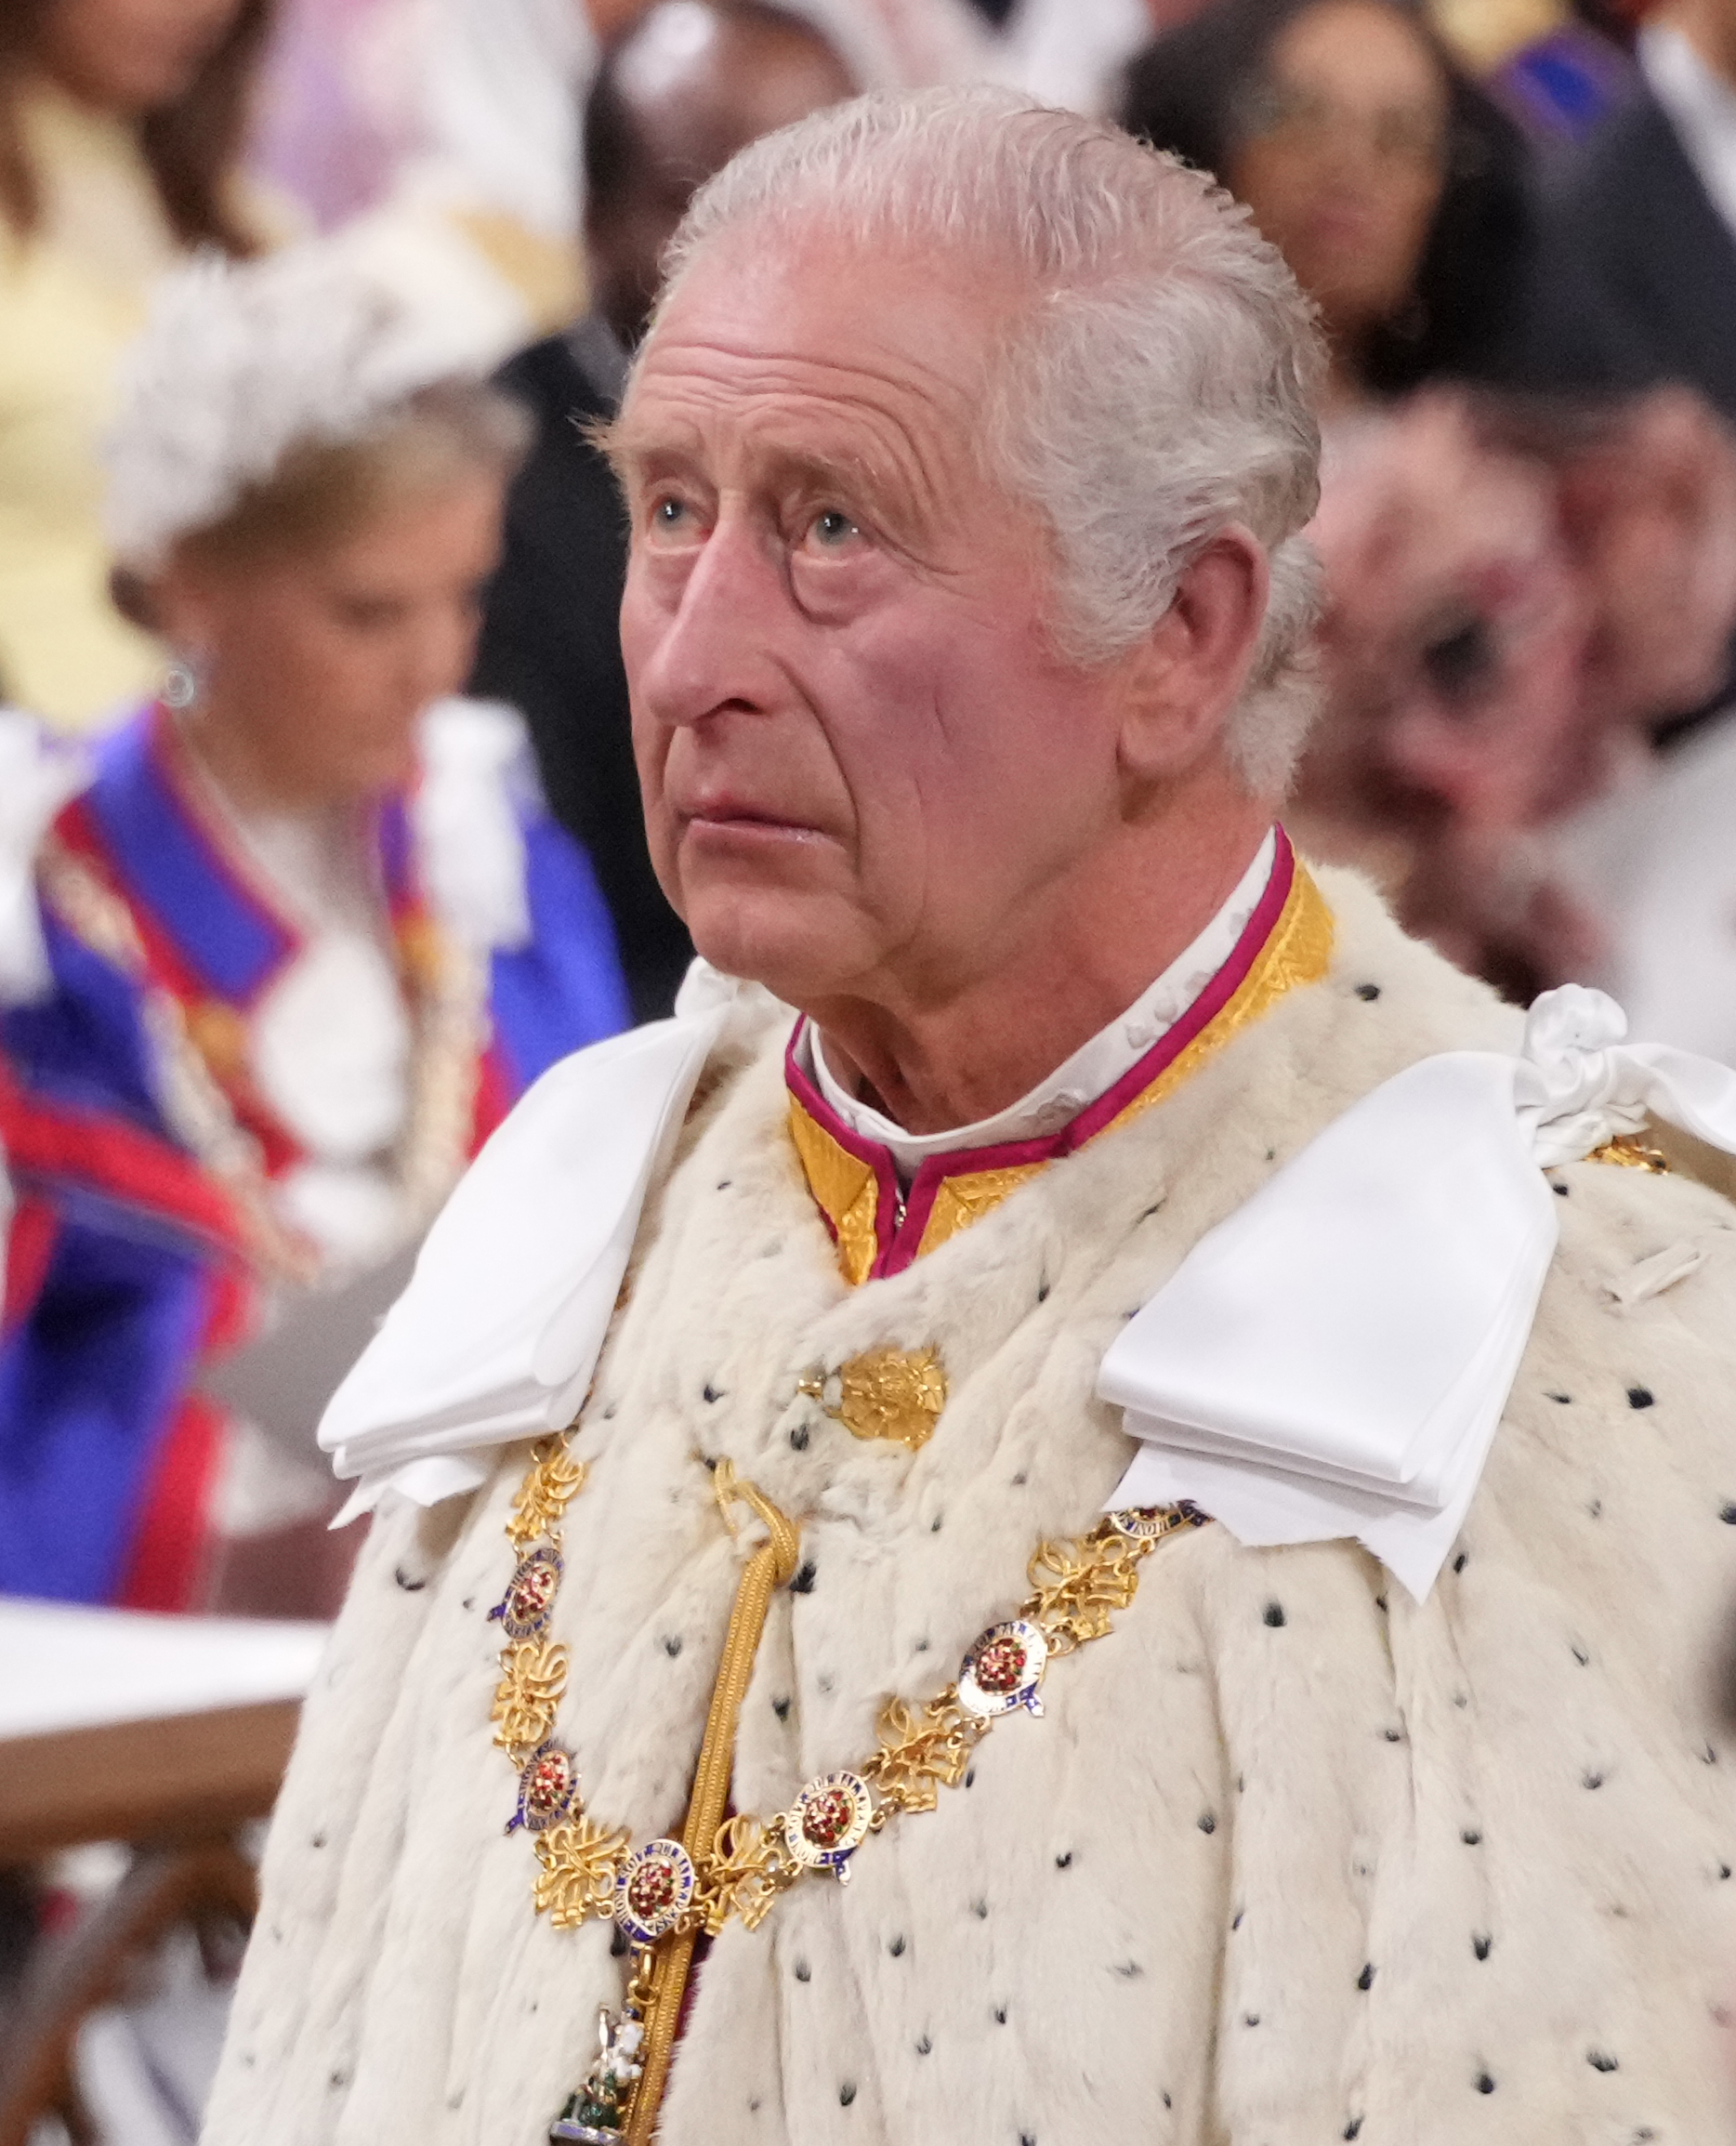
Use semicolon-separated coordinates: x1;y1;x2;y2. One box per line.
1114;525;1269;783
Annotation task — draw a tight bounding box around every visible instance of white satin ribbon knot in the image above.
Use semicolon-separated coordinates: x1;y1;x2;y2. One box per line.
1101;984;1736;1600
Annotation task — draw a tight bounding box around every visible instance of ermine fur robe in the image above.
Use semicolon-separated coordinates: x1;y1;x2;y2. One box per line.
204;871;1736;2145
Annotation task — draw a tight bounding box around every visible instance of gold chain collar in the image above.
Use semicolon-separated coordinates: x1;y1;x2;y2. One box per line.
488;1431;1206;2143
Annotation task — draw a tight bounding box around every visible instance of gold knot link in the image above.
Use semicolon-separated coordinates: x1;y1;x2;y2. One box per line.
694;1813;796;1934
492;1637;569;1755
507;1436;588;1548
1027;1530;1146;1653
711;1458;801;1588
533;1815;631;1929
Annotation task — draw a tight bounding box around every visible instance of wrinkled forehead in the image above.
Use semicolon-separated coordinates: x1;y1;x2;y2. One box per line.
615;224;1023;488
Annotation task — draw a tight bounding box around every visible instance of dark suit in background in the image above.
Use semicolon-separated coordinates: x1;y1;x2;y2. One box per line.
1514;81;1736;423
470;327;693;1024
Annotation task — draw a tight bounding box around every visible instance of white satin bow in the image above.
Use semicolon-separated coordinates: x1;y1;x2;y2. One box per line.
1517;983;1736;1165
1101;984;1736;1600
319;963;769;1518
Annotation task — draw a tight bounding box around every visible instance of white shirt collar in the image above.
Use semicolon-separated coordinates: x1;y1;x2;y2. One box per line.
1639;23;1736;241
797;828;1279;1177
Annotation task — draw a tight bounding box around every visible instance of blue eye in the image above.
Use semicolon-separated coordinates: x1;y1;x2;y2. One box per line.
810;509;860;548
654;498;686;528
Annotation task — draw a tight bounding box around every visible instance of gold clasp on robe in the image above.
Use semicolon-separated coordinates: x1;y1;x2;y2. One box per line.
795;1348;948;1452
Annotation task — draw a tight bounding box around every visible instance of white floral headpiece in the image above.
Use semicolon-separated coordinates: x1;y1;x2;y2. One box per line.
105;241;507;570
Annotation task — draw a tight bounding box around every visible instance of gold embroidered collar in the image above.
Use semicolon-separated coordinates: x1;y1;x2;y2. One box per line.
785;828;1334;1285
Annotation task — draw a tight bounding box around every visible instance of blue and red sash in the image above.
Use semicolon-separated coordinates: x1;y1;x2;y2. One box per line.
1;702;628;1605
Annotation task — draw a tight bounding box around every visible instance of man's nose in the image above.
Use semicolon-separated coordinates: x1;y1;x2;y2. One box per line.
633;513;792;729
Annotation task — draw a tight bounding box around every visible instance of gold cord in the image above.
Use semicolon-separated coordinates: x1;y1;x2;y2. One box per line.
624;1469;800;2145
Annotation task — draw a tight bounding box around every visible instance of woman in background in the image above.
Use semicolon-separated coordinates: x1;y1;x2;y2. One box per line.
0;0;279;730
0;247;630;1613
1124;0;1531;412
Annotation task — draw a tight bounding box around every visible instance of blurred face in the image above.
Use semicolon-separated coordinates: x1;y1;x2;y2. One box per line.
37;0;244;114
586;7;855;348
157;472;505;810
1229;0;1450;344
613;234;1138;1009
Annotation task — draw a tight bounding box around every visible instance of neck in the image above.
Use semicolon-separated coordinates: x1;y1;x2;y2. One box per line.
1661;0;1736;86
178;695;335;820
807;782;1273;1137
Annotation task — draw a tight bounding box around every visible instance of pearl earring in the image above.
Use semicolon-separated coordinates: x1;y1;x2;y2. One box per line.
163;654;204;710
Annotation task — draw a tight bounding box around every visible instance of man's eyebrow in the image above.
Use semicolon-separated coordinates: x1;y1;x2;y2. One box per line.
592;418;914;522
756;443;901;513
587;410;696;482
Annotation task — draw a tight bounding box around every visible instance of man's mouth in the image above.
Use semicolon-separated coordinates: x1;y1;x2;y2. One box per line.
681;797;822;841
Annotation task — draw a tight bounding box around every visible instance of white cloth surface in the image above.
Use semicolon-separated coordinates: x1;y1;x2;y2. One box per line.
78;1930;232;2146
403;0;594;241
1640;24;1736;244
412;695;533;953
1102;982;1736;1598
0;708;89;1005
250;933;409;1167
0;1600;328;1740
318;964;769;1514
985;0;1164;114
1551;711;1736;1067
210;776;411;1268
800;828;1277;1172
183;736;406;1148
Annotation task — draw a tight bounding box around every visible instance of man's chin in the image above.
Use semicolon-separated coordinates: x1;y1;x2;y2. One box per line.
684;894;869;1010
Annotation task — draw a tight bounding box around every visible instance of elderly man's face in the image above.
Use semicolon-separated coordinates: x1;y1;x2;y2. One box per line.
614;232;1133;1008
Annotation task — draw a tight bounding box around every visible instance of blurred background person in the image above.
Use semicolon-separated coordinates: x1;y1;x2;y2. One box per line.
862;0;1199;114
1294;383;1736;997
247;0;598;343
469;0;857;1020
240;0;898;367
0;0;283;734
1471;0;1640;150
1121;0;1736;1017
1515;0;1736;422
0;245;629;1619
1123;0;1531;414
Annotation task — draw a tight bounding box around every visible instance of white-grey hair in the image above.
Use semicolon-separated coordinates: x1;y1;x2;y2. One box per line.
647;85;1326;797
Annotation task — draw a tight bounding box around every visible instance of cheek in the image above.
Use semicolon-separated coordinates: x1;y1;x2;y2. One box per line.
252;614;361;705
1230;145;1312;247
620;573;671;783
226;610;401;751
816;602;1087;880
1391;172;1445;257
